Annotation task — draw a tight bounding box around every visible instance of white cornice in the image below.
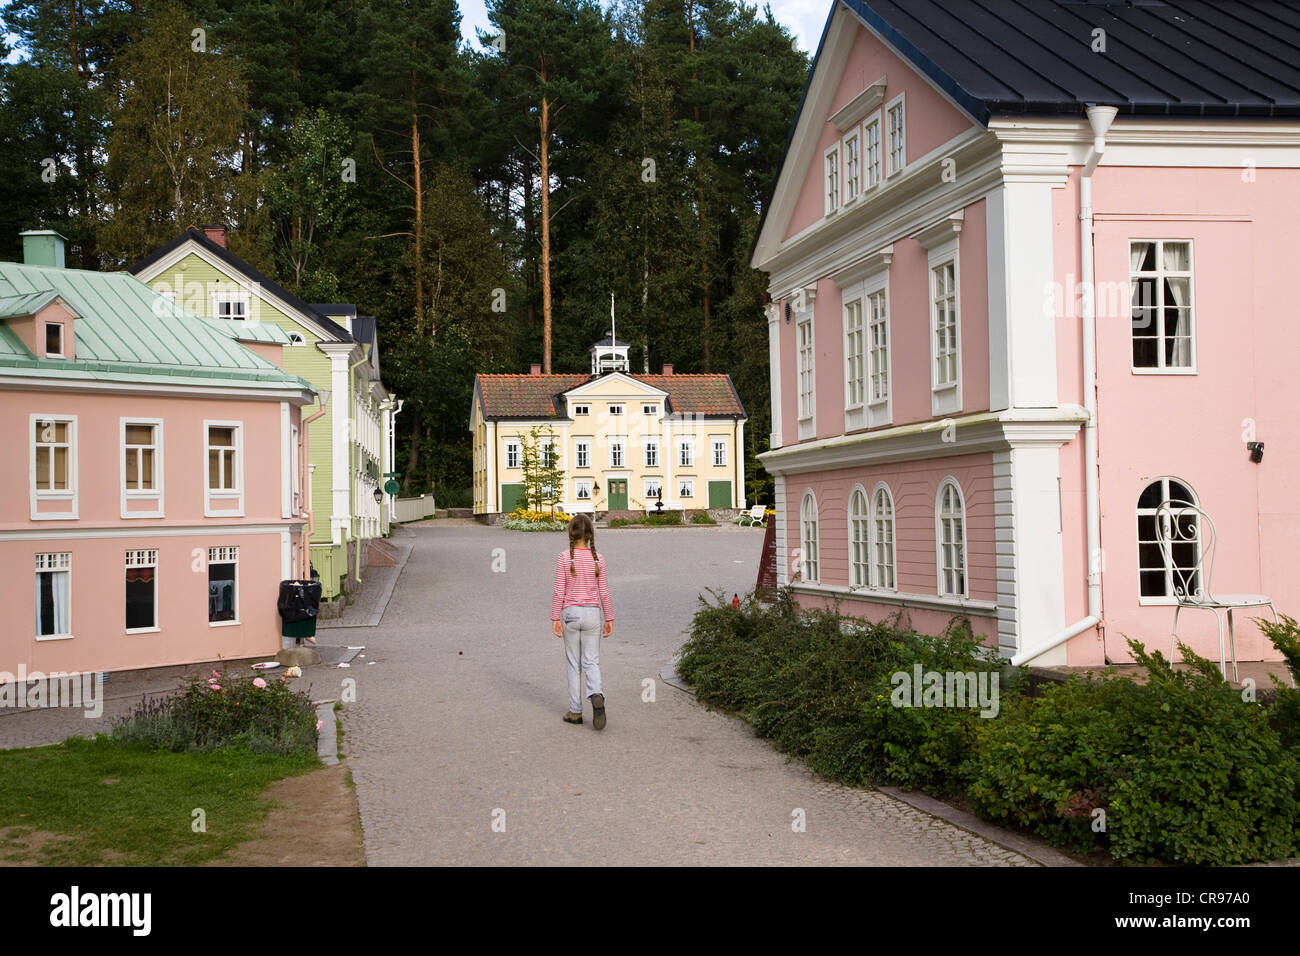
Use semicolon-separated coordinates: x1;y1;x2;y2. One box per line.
830;245;893;288
912;212;964;250
0;521;303;541
0;375;315;404
790;582;998;616
758;407;1087;475
829;76;887;132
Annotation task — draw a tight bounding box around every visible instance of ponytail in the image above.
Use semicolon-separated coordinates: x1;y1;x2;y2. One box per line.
567;514;600;576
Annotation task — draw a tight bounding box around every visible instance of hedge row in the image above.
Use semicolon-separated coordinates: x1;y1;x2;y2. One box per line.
676;591;1300;865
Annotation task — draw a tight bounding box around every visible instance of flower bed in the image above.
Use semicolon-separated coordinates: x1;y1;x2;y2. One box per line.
503;507;571;531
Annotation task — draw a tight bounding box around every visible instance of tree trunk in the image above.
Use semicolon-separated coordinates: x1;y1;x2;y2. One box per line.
403;412;421;495
411;71;425;338
540;90;552;373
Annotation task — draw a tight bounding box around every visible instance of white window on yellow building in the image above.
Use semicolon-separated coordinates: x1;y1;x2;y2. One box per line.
711;436;727;467
678;437;694;468
506;439;520;469
574;440;590;469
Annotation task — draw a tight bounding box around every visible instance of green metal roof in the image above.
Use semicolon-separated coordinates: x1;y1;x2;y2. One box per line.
0;262;314;393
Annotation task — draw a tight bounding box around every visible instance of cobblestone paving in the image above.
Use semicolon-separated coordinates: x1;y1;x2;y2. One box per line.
343;522;1035;866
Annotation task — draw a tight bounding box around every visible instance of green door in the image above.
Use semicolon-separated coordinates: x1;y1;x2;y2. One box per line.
500;483;527;514
707;480;732;509
608;479;628;510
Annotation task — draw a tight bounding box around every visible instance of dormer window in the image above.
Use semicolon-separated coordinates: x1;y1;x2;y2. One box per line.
886;94;906;176
45;323;64;357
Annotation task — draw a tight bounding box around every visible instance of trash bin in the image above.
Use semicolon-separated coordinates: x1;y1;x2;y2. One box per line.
278;579;322;640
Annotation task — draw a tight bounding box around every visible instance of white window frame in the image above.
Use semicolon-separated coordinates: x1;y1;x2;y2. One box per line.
797;312;815;438
871;482;897;590
885;93;906;177
211;287;251;321
287;331;306;346
125;548;160;634
927;238;962;417
848;484;870;588
711;435;728;467
542;439;557;469
863;112;882;189
204;421;245;517
678;477;695;498
865;272;892;427
121;418;164;519
644;477;662;500
801;490;820;583
45;321;66;357
1137;477;1200;605
608;404;624;417
642;403;658;416
824;144;840;216
34;551;72;641
843;129;860;204
935;478;967;598
574;439;590;470
574;478;593;501
30;414;78;520
678;437;694;468
1129;239;1197;373
610;437;626;468
644;437;659;468
207;545;240;626
505;439;521;469
843;295;865;418
573;404;590;417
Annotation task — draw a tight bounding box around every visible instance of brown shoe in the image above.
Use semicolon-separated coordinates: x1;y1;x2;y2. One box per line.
589;693;606;731
563;711;583;724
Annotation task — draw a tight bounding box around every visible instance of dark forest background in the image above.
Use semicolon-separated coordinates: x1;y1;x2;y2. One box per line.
0;0;809;505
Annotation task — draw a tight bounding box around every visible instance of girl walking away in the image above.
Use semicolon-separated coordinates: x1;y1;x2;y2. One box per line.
551;514;614;729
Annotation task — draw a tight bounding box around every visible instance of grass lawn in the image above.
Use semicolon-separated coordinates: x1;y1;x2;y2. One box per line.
0;735;320;865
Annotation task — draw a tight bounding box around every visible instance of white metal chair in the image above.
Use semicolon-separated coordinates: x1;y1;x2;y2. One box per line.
1153;499;1278;682
738;505;767;527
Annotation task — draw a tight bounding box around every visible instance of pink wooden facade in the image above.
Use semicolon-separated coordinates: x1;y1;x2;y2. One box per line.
753;2;1299;668
1;249;316;678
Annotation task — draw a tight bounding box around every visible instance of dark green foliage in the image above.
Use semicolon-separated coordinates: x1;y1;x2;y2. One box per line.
112;668;318;755
677;590;1017;794
965;640;1300;865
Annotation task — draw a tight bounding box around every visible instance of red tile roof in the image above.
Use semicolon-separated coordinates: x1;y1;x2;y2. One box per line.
475;372;745;420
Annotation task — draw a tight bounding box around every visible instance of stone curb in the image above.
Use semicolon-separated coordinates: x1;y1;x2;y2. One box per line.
661;658;1082;868
316;700;339;766
319;535;416;629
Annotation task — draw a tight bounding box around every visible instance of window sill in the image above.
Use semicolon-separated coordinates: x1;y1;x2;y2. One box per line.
1138;597;1182;607
1131;367;1197;375
209;620;241;628
932;382;958;394
35;633;75;642
126;626;160;635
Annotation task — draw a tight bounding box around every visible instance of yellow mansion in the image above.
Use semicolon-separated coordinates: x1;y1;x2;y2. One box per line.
471;335;748;516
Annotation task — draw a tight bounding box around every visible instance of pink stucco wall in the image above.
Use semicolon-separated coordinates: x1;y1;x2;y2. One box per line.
784;19;974;241
783;452;997;639
1;387;304;676
1052;165;1296;666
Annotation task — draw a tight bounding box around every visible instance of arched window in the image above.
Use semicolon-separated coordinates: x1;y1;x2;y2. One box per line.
872;484;896;590
801;491;819;582
1137;478;1199;598
849;486;869;587
935;479;966;597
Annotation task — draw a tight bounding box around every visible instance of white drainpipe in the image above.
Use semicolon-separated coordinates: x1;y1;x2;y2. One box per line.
1013;104;1117;667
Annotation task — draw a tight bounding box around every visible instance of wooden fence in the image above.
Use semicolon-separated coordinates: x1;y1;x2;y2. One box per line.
393;494;437;523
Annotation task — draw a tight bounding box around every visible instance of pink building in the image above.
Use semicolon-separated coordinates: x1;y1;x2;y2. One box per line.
1;232;317;677
752;1;1300;668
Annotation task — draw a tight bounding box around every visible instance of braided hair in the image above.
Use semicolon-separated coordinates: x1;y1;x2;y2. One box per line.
567;513;601;577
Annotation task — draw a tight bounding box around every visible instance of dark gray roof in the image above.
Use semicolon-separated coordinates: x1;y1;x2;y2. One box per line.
844;0;1300;121
591;335;629;348
310;303;357;318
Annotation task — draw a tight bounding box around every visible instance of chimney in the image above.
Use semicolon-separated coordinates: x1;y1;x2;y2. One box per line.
662;363;673;376
19;230;67;268
202;224;228;248
530;363;542;375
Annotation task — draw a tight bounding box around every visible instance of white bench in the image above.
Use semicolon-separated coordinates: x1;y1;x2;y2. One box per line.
738;505;767;527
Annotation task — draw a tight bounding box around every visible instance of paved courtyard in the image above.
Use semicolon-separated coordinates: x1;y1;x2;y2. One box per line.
343;521;1033;866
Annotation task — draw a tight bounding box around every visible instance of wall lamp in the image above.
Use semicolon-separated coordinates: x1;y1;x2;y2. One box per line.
1248;442;1264;463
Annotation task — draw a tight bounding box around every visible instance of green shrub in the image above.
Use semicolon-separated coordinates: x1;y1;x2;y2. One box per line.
677;589;1014;794
643;511;682;525
1259;614;1300;756
690;512;717;525
113;668;318;755
965;640;1300;865
608;517;634;528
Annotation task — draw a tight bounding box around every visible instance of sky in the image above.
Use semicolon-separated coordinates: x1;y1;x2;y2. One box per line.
457;0;831;55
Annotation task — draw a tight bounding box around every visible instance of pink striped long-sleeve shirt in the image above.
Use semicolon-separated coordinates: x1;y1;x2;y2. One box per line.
552;547;613;621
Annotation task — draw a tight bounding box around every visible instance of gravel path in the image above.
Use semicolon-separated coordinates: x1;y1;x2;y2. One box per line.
342;522;1033;866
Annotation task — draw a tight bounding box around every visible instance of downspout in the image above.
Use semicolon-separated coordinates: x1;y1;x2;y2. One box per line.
391;398;403;516
349;353;370;585
300;391;330;578
1012;105;1117;667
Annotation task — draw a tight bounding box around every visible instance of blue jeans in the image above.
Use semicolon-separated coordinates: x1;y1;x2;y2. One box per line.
561;605;603;713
